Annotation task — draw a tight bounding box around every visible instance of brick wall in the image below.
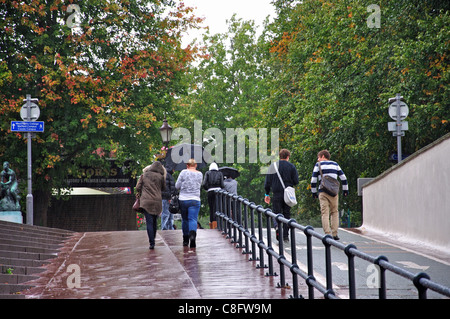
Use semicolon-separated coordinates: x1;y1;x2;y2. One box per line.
47;194;137;232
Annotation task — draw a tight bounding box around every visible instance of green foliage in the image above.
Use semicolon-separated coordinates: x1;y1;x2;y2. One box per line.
0;0;202;223
1;0;448;227
262;0;449;218
173;1;449;225
174;15;272;202
0;0;201;184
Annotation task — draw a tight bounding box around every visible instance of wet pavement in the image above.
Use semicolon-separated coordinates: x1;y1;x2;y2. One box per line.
22;229;295;299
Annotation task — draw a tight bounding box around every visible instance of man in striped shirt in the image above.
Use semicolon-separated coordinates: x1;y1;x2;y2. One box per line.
311;150;348;240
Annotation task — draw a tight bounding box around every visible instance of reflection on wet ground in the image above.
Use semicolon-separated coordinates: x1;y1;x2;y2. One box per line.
22;230;292;299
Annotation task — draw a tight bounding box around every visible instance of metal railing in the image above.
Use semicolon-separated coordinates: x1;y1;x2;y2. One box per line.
214;189;450;299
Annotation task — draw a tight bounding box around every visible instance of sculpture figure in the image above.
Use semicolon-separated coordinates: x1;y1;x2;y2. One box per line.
0;161;21;211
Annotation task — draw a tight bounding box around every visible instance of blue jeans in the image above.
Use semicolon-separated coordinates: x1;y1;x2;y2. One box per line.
160;199;173;230
179;200;200;236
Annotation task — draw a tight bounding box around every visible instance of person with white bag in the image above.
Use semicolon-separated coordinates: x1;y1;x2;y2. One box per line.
264;149;299;241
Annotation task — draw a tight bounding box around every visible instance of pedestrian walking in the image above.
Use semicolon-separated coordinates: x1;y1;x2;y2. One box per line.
310;149;348;240
264;149;299;241
202;162;224;229
161;165;176;230
175;158;203;248
135;161;166;249
223;176;237;195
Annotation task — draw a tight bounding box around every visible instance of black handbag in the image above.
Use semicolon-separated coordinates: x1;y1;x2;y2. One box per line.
168;194;180;214
318;162;340;197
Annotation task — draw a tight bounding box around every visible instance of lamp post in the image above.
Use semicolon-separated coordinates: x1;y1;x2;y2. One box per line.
159;115;172;149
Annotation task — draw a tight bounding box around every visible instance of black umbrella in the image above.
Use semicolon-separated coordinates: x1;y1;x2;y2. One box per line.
219;167;240;179
164;143;212;171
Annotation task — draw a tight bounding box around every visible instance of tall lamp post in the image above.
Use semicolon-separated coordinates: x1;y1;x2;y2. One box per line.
159;115;172;159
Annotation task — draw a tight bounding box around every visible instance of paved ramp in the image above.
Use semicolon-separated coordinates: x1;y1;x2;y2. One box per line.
22;230;292;299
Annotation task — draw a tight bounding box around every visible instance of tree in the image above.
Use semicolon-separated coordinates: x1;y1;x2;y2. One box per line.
174;15;273;203
263;0;449;222
0;0;202;225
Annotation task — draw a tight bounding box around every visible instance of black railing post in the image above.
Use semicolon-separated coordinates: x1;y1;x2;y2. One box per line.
256;206;267;269
242;204;250;255
231;195;237;244
375;255;388;299
216;191;223;231
221;192;227;235
413;272;431;299
249;205;258;262
276;214;287;288
220;191;225;232
236;197;243;248
322;235;334;297
304;226;315;299
288;219;300;299
344;244;357;299
227;194;232;239
265;213;276;276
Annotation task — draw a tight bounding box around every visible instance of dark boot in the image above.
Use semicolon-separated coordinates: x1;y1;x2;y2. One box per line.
183;235;189;246
189;230;196;248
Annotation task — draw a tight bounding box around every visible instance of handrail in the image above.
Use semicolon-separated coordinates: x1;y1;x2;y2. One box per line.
214;189;450;299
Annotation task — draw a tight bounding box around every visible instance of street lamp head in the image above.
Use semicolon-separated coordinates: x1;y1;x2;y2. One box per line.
159;115;172;144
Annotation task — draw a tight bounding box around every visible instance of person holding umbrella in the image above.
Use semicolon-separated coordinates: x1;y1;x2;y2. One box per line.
223;176;238;195
220;167;239;195
175;158;203;248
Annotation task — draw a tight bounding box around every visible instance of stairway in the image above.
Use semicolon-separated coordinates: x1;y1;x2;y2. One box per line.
0;220;74;299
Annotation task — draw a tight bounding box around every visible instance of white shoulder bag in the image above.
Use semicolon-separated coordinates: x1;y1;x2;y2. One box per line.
274;161;297;207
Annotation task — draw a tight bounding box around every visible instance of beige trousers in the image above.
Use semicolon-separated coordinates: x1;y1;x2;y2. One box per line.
319;192;339;237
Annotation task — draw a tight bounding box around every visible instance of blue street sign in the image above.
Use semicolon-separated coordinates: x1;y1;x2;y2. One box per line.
389;152;410;162
11;121;44;132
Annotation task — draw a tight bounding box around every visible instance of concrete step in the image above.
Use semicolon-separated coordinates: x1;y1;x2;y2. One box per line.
0;273;39;284
0;231;67;246
0;264;46;276
0;227;72;243
0;220;74;237
0;237;64;251
0;243;60;255
0;283;33;295
0;256;51;268
0;249;57;261
0;220;77;298
0;294;26;299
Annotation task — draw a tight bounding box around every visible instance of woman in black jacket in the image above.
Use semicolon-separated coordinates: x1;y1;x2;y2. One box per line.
202;163;224;229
